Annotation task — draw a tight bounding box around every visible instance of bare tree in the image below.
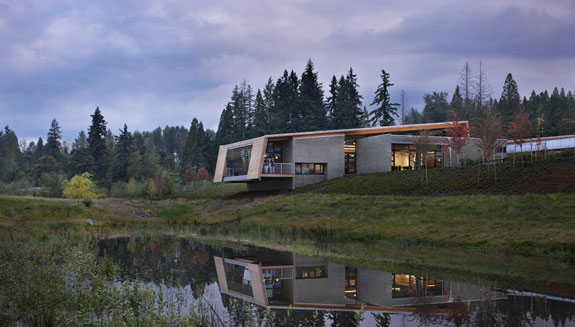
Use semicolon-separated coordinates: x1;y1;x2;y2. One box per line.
508;106;533;166
414;129;436;187
400;89;407;125
474;61;492;114
458;62;473;119
473;107;503;184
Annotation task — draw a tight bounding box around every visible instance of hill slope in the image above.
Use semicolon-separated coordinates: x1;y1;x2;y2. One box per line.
297;155;575;196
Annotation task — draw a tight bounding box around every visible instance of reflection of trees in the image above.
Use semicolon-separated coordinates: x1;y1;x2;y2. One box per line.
408;291;445;326
471;290;502;327
98;236;243;299
328;311;363;327
372;312;391;327
445;299;470;327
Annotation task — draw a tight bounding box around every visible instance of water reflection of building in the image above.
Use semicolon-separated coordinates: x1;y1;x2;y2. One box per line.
214;248;507;312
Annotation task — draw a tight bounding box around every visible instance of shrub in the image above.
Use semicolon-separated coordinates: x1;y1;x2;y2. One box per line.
39;172;67;197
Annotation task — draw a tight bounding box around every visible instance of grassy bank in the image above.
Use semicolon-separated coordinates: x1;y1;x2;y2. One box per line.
2;189;575;301
154;193;575;261
297;156;575;195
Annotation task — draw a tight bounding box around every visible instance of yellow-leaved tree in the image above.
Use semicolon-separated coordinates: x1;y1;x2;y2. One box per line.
63;172;98;206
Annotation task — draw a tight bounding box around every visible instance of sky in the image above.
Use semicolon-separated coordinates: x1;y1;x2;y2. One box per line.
1;0;574;142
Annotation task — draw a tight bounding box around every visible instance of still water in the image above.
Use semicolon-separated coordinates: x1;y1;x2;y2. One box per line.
98;236;575;326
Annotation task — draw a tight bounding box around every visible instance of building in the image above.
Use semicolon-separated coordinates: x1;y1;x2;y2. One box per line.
214;248;507;312
213;122;488;191
507;135;575;154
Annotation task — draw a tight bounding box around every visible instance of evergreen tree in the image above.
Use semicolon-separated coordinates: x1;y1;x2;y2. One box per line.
67;131;95;177
326;75;339;125
404;108;425;125
112;124;133;181
546;87;564;136
181;118;206;176
46;118;63;161
0;126;21;182
332;68;363;129
250;89;270;137
497;73;521;129
87;107;108;181
423;92;450;123
271;70;299;133
35;137;45;161
215;104;234;146
299;59;327;131
450;85;464;119
369;69;399;126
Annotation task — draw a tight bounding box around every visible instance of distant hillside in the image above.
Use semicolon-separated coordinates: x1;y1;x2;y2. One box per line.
297;154;575;196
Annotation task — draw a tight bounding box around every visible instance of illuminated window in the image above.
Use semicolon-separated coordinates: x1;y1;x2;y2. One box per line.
296;266;326;279
295;163;325;175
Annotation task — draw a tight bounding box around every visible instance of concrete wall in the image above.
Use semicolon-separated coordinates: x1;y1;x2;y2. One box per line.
292;135;345;184
356;134;392;174
356;269;393;307
292;262;346;305
294;175;325;188
247;178;294;191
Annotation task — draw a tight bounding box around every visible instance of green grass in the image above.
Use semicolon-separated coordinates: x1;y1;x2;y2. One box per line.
297;157;575;196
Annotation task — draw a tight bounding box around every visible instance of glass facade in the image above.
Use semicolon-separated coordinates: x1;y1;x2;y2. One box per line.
391;144;443;170
345;139;356;174
295;163;325;175
296;266;326;279
225;145;252;177
392;274;444;298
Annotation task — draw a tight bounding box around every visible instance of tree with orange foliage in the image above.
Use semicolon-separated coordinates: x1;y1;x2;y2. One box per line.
183;166;197;183
196;167;209;187
508;106;533;166
446;110;470;167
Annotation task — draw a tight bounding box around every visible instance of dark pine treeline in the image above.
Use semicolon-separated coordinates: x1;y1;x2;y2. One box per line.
405;63;575;138
216;59;371;148
1;59;575;192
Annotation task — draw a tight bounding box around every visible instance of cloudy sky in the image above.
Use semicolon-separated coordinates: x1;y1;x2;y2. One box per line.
1;0;574;142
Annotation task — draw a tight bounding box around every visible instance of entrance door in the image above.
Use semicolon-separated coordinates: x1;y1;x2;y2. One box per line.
345;140;356;174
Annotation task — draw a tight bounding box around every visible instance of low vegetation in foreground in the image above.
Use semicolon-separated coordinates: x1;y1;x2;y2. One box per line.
1;158;575;325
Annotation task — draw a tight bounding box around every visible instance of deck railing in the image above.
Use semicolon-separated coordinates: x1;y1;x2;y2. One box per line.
261;162;293;175
225;168;235;177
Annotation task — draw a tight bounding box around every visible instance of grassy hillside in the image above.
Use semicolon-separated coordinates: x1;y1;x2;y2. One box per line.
297;156;575;196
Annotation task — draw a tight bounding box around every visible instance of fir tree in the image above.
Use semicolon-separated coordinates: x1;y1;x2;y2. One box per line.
46;118;62;160
497;73;521;129
215;104;234;146
250;89;270;137
299;59;327;131
332;68;363;129
369;69;399;126
67;131;95;177
423;92;450;123
450;85;464;119
326;76;339;126
0;126;20;182
181;118;206;176
35;137;45;161
87;107;108;181
112;124;133;181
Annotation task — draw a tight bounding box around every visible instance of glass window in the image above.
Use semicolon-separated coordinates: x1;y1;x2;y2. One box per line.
225;145;252;176
295;163;325;175
296;266;326;279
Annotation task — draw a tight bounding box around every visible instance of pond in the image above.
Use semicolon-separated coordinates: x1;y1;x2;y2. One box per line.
98;236;575;327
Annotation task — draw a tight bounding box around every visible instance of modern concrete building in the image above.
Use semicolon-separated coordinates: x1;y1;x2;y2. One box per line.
213;121;488;191
213;248;507;312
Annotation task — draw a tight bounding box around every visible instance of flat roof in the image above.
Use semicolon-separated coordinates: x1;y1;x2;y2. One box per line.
223;121;468;148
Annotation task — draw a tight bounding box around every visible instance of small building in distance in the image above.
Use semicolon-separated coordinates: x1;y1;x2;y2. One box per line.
213;122;493;191
507;135;575;154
